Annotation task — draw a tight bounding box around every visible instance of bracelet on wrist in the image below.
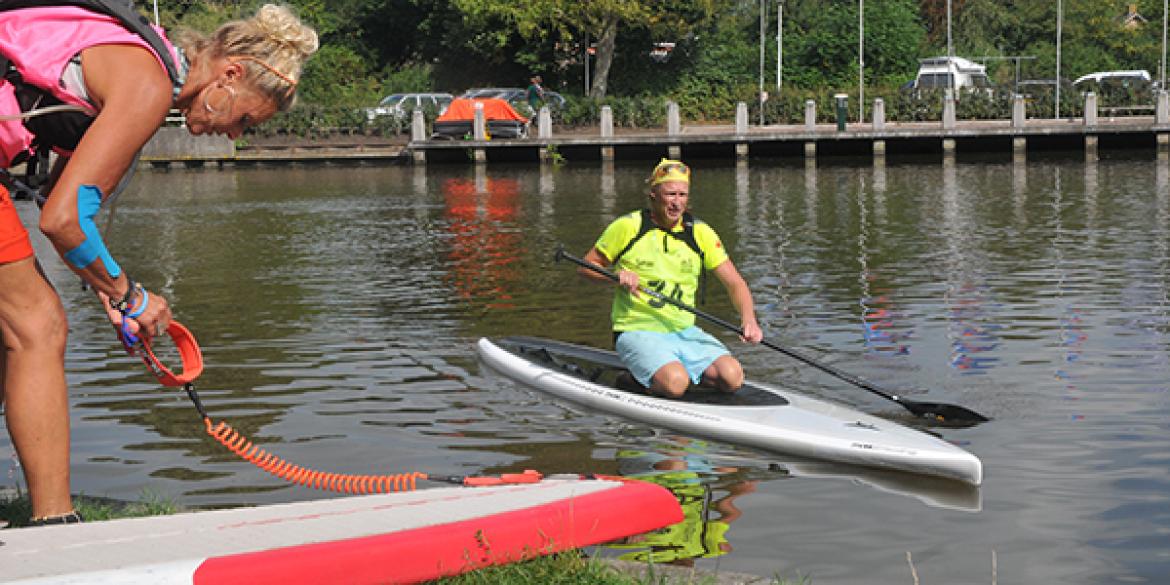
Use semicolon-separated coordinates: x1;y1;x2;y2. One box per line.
109;277;140;315
125;288;150;320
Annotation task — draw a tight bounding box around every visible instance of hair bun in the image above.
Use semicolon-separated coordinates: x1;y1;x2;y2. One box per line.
253;4;319;59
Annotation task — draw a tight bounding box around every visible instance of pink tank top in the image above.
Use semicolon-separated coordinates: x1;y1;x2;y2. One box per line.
0;6;181;166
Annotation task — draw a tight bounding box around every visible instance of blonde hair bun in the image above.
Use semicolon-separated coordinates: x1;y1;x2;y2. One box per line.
252;4;319;60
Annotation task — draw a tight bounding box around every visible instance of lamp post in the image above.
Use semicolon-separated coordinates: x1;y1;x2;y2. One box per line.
946;0;955;96
777;0;783;92
946;0;953;58
1055;0;1063;119
153;0;159;25
1162;0;1168;89
859;0;864;123
759;0;766;125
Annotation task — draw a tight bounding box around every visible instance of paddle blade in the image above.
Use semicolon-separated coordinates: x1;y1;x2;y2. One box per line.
901;400;991;427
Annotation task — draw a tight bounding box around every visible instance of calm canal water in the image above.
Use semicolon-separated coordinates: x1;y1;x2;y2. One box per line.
5;153;1169;583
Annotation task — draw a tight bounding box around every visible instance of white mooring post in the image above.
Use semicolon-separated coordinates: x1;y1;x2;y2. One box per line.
473;102;487;141
538;106;552;139
872;98;885;130
667;101;681;136
411;109;426;141
600;106;614;161
942;89;956;130
1012;94;1025;128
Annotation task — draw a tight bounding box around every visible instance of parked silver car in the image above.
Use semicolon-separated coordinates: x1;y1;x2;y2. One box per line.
366;92;454;121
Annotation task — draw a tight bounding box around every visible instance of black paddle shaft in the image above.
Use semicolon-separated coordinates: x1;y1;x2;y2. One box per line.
555;247;989;424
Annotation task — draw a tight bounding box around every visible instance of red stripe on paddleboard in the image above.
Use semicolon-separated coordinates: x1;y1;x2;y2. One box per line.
192;480;682;585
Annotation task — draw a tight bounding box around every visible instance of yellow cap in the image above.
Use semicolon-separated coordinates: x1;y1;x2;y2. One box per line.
649;158;690;187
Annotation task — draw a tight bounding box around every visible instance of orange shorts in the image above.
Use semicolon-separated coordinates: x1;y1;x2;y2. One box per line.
0;184;35;263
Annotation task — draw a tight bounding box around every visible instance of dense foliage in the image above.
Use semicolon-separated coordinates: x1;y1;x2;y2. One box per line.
153;0;1170;131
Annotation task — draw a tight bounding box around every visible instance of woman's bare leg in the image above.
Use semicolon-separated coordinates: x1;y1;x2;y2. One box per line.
0;256;73;518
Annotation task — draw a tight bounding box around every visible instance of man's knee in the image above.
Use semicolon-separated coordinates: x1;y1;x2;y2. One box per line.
651;364;690;399
708;357;744;392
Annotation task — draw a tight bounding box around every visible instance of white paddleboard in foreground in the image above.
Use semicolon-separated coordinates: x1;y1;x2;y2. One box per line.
1;477;681;584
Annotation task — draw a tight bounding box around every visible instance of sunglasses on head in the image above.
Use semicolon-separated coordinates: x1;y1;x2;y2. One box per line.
652;162;690;179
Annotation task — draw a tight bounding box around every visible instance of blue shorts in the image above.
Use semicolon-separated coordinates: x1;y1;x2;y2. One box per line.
615;327;730;388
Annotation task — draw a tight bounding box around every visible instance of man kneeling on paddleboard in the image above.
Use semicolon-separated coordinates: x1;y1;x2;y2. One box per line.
578;159;763;398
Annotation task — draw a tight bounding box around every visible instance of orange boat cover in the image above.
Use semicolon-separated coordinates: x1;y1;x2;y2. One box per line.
437;98;528;122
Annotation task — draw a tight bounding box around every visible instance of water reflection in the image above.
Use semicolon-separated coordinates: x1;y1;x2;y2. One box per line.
595;161;614;216
858;187;909;356
441;176;523;308
606;438;759;566
939;158;1001;374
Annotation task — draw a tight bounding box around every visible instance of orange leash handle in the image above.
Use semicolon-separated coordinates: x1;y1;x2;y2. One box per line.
118;320;204;387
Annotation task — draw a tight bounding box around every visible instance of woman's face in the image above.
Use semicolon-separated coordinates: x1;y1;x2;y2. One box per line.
183;82;277;139
182;61;279;139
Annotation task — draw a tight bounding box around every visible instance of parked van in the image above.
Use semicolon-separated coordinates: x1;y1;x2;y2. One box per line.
911;56;994;94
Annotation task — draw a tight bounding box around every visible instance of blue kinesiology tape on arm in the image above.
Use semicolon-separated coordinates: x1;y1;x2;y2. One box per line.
63;185;122;278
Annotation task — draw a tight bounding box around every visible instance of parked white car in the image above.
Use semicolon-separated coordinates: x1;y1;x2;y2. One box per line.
366;92;453;122
1072;70;1152;90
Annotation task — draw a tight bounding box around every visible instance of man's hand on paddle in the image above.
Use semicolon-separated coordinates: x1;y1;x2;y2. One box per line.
740;316;763;344
579;247;643;297
616;269;641;298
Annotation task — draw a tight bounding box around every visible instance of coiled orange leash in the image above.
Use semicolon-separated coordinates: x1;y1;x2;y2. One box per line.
118;321;544;492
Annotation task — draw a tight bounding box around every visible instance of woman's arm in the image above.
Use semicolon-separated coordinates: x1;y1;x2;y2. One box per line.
38;43;174;336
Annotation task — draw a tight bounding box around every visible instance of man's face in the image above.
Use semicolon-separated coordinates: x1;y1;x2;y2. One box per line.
651;181;689;226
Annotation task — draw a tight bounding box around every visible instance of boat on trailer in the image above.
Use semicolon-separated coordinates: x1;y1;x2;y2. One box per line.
476;336;983;486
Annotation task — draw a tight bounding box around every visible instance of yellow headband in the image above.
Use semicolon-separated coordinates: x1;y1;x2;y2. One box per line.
649;158;690;187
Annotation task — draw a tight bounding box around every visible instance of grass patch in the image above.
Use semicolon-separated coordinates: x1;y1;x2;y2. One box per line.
426;549;807;584
0;487;180;528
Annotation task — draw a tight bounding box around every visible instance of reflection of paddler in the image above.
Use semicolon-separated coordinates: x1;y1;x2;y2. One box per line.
610;443;756;566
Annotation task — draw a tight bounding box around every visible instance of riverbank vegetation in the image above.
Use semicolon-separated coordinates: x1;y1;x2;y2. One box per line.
0;489;178;528
156;0;1168;135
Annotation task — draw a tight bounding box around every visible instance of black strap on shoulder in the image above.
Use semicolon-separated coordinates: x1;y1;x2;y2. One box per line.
0;0;180;85
609;208;709;304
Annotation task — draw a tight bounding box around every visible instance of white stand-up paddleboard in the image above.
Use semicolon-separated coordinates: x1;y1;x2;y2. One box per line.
477;337;982;486
0;477;681;584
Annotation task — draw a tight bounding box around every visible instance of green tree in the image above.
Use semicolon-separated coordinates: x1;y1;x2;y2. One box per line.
783;0;925;88
451;0;724;97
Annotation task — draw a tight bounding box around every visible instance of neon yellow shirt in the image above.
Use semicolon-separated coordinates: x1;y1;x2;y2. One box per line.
595;210;729;332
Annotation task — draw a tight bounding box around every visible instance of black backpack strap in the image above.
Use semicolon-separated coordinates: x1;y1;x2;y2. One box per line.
670;212;707;304
609;209;655;267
